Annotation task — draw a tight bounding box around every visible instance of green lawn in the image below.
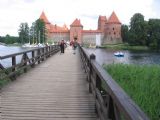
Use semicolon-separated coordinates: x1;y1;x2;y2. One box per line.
103;64;160;120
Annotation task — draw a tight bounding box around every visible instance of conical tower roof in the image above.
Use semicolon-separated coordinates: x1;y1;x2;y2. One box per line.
107;11;121;24
70;18;83;27
40;11;50;24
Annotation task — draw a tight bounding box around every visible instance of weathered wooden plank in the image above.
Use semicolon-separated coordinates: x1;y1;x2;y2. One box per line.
0;47;97;120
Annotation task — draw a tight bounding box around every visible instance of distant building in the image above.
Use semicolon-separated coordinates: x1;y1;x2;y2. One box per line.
40;11;122;46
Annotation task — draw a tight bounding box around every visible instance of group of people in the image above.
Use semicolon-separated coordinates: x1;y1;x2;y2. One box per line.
59;39;78;54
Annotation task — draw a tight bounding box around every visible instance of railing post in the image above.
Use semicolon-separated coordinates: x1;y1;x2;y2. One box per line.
12;56;16;79
37;49;40;64
51;45;54;55
89;54;96;93
23;53;27;73
46;46;48;58
31;51;35;67
48;46;51;57
42;48;45;61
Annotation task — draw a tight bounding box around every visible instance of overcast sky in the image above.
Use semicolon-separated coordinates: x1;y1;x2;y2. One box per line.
0;0;160;36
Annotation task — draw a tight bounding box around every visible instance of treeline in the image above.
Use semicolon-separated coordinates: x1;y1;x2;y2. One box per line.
122;13;160;50
0;35;19;44
18;19;47;44
0;19;47;45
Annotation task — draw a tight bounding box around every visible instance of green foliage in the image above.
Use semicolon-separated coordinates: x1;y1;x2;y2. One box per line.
121;24;129;43
0;79;10;87
18;23;29;43
100;43;149;51
35;19;47;44
129;13;148;45
148;19;160;50
18;19;48;44
0;35;19;44
47;39;53;45
103;64;160;120
121;13;160;50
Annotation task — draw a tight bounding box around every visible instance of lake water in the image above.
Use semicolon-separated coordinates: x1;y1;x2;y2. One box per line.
0;45;33;68
85;48;160;65
1;45;160;68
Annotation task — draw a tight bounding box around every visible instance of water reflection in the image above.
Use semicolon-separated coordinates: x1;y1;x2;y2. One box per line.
86;48;160;65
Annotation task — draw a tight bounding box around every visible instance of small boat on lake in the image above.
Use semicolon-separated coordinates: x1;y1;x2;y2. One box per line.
114;51;124;57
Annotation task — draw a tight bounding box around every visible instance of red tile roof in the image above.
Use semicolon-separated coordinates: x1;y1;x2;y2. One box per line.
40;11;50;24
107;11;121;24
70;19;83;27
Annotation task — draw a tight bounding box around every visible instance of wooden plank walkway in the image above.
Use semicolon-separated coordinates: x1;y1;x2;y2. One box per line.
0;47;97;120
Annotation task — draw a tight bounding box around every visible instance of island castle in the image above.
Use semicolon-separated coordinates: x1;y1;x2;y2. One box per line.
40;11;122;46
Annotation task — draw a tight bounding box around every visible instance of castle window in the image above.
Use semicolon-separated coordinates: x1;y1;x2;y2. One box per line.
113;28;114;30
114;32;116;35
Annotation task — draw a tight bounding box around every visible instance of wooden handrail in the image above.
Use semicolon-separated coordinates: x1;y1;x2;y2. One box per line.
0;45;60;80
79;46;150;120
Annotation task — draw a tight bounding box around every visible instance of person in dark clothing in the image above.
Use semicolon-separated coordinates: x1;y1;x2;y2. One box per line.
73;40;78;54
60;40;66;53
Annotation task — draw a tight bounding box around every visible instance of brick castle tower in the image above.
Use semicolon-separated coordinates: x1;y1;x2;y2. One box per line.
40;11;122;45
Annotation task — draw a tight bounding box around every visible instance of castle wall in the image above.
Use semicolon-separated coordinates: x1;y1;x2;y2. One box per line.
103;24;122;44
48;32;70;43
103;36;122;44
82;32;104;46
70;27;83;43
41;11;122;46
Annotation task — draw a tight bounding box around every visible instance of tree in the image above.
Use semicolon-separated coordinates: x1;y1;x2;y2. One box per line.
30;22;36;44
121;24;129;43
18;23;29;44
129;13;148;45
0;36;5;43
148;19;160;50
3;34;19;44
35;19;47;44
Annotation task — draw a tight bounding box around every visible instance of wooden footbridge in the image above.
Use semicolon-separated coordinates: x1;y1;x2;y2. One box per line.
0;45;149;120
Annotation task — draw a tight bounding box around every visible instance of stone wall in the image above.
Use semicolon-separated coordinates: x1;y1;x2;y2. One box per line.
102;36;122;44
82;33;96;45
103;23;122;44
82;33;104;46
48;32;70;43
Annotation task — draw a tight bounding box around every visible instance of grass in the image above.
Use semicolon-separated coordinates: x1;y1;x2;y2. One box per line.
0;79;10;87
103;64;160;120
100;43;150;51
0;70;11;87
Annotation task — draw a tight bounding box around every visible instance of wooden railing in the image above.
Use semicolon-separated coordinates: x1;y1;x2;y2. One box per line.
79;46;150;120
0;45;60;80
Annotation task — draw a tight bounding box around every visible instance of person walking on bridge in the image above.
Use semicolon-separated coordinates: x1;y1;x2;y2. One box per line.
73;40;78;54
60;40;66;53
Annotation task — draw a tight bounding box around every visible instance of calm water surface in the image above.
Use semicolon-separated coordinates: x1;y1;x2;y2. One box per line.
0;45;33;67
86;48;160;65
1;45;160;67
